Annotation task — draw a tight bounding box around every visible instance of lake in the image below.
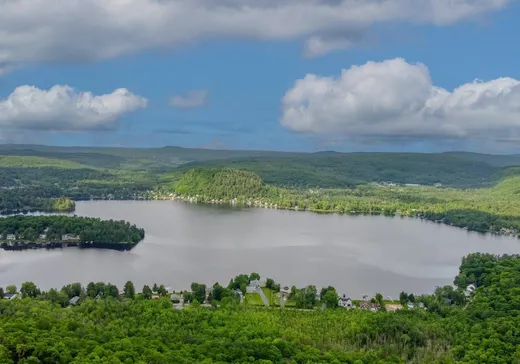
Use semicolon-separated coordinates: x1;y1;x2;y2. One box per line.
1;200;519;298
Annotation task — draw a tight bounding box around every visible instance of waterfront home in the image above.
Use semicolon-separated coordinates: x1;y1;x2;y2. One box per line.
338;294;353;309
385;303;403;312
359;301;382;312
62;234;80;241
170;293;183;303
465;284;477;297
38;234;46;240
280;286;290;295
6;234;16;241
69;296;80;305
3;293;18;300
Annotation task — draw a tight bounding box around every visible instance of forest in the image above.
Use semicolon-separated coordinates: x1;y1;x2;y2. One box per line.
0;215;145;250
0;253;518;363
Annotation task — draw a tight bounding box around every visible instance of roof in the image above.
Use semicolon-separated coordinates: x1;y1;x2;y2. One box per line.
359;301;382;310
339;295;351;302
69;296;80;304
3;293;17;300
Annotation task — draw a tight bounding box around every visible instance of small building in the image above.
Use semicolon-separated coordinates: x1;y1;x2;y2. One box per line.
465;284;477;297
280;286;290;295
69;296;80;305
338;294;353;309
246;285;257;294
151;294;160;300
407;301;415;309
385;303;403;312
38;234;47;240
170;293;183;303
3;293;18;300
249;278;266;288
359;301;382;312
62;234;80;241
6;234;16;241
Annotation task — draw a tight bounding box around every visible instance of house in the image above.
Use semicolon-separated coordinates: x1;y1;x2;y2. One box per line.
6;234;16;241
249;278;266;288
151;295;160;300
407;302;415;309
38;234;47;240
465;284;477;297
338;294;353;309
385;304;403;312
359;301;382;312
62;234;80;241
246;285;257;294
280;286;291;295
170;293;183;303
3;293;18;300
69;296;80;305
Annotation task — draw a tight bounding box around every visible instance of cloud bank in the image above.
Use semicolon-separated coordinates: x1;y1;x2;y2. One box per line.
281;58;520;142
0;85;148;131
0;0;510;73
170;90;209;109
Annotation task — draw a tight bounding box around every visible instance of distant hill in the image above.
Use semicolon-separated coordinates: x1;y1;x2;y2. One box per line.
1;144;520;188
177;152;507;188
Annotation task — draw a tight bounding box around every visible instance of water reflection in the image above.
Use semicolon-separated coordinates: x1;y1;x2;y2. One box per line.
1;200;518;297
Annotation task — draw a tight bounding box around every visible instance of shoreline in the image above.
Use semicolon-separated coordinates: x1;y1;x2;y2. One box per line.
149;193;520;239
0;240;138;251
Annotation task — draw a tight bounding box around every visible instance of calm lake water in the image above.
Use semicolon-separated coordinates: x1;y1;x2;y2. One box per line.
1;200;519;298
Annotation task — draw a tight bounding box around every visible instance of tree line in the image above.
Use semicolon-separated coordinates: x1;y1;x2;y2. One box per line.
1;254;519;363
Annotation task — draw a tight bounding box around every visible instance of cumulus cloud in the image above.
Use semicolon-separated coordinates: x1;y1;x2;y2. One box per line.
0;0;510;71
281;58;520;142
170;90;209;109
0;85;148;131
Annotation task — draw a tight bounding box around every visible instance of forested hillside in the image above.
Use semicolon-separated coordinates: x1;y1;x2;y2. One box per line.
176;152;508;188
0;254;518;363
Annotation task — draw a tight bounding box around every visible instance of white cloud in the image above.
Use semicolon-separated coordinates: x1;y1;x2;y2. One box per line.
303;36;355;58
0;85;148;131
281;58;520;142
170;90;209;109
0;0;510;71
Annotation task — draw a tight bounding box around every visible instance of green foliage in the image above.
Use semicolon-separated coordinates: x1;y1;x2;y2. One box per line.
0;215;145;248
178;152;505;188
190;282;207;304
174;168;273;199
124;281;135;299
1;255;520;363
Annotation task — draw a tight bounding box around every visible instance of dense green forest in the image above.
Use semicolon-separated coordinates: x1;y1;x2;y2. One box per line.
0;253;518;363
0;215;145;250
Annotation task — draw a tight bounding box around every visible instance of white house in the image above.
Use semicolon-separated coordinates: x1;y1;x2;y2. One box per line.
249;278;266;288
280;286;290;295
407;302;415;309
338;294;353;309
6;234;16;241
465;284;477;297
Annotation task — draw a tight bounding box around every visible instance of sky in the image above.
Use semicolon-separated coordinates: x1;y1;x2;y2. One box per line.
1;0;520;153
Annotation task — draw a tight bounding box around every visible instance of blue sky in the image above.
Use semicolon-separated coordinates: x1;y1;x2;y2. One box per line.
1;0;519;152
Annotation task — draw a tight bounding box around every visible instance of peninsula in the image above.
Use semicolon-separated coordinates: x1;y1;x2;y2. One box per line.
0;215;145;251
